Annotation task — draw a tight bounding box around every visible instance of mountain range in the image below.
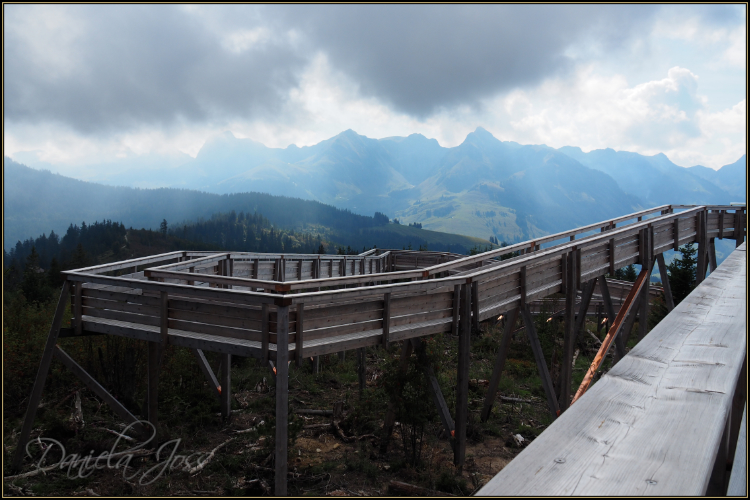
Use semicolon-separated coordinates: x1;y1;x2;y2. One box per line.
5;128;745;249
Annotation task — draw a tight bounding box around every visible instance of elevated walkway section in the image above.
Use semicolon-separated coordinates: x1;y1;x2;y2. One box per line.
478;243;746;496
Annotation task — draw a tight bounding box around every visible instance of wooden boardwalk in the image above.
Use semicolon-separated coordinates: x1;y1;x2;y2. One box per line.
478;243;747;496
10;204;746;495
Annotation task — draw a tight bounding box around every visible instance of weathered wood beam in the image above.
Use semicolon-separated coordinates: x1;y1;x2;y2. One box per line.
192;349;221;399
481;308;520;422
413;338;455;447
54;346;148;436
655;253;675;311
572;265;649;405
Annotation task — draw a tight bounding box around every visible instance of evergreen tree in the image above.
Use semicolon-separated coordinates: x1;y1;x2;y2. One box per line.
21;247;51;304
160;219;168;237
666;242;697;305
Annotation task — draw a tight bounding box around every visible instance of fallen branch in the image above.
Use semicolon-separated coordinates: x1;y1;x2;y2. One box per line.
93;427;137;442
587;330;602;346
187;437;236;475
388;480;455;497
500;396;532;404
296;409;333;416
303;423;332;430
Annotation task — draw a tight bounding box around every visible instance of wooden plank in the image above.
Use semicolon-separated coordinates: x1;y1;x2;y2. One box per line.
481;308;520;422
275;305;290;496
12;282;71;471
53;346;148;436
520;301;560;418
478;243;747;496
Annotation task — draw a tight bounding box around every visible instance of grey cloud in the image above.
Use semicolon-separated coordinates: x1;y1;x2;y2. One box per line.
275;4;662;117
5;4;684;131
4;5;305;133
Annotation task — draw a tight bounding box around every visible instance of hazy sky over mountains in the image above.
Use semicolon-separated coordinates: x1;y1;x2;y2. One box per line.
4;4;746;173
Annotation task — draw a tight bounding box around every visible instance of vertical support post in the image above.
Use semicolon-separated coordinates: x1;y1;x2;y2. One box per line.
452;284;461;336
295;304;304;367
12;282;71;471
220;354;231;418
708;238;718;273
599;277;625;360
188;266;195;286
637;227;652;342
312;356;320;374
471;280;479;333
338;351;345;362
275;305;290;496
480;307;520;422
655;253;675;311
608;238;616;277
560;251;577;411
382;293;391;348
673;216;680;251
261;303;269;363
737;209;745;248
697;211;707;285
719;210;725;239
455;283;471;467
253;258;259;280
74;282;82;336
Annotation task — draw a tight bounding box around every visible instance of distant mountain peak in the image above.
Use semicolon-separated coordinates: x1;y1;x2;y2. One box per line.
462;126;499;146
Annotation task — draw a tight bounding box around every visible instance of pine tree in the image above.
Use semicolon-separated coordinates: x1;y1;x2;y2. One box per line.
666;242;697;305
21;247;51;304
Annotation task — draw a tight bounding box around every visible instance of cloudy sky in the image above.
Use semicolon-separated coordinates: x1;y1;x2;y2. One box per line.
4;4;746;176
